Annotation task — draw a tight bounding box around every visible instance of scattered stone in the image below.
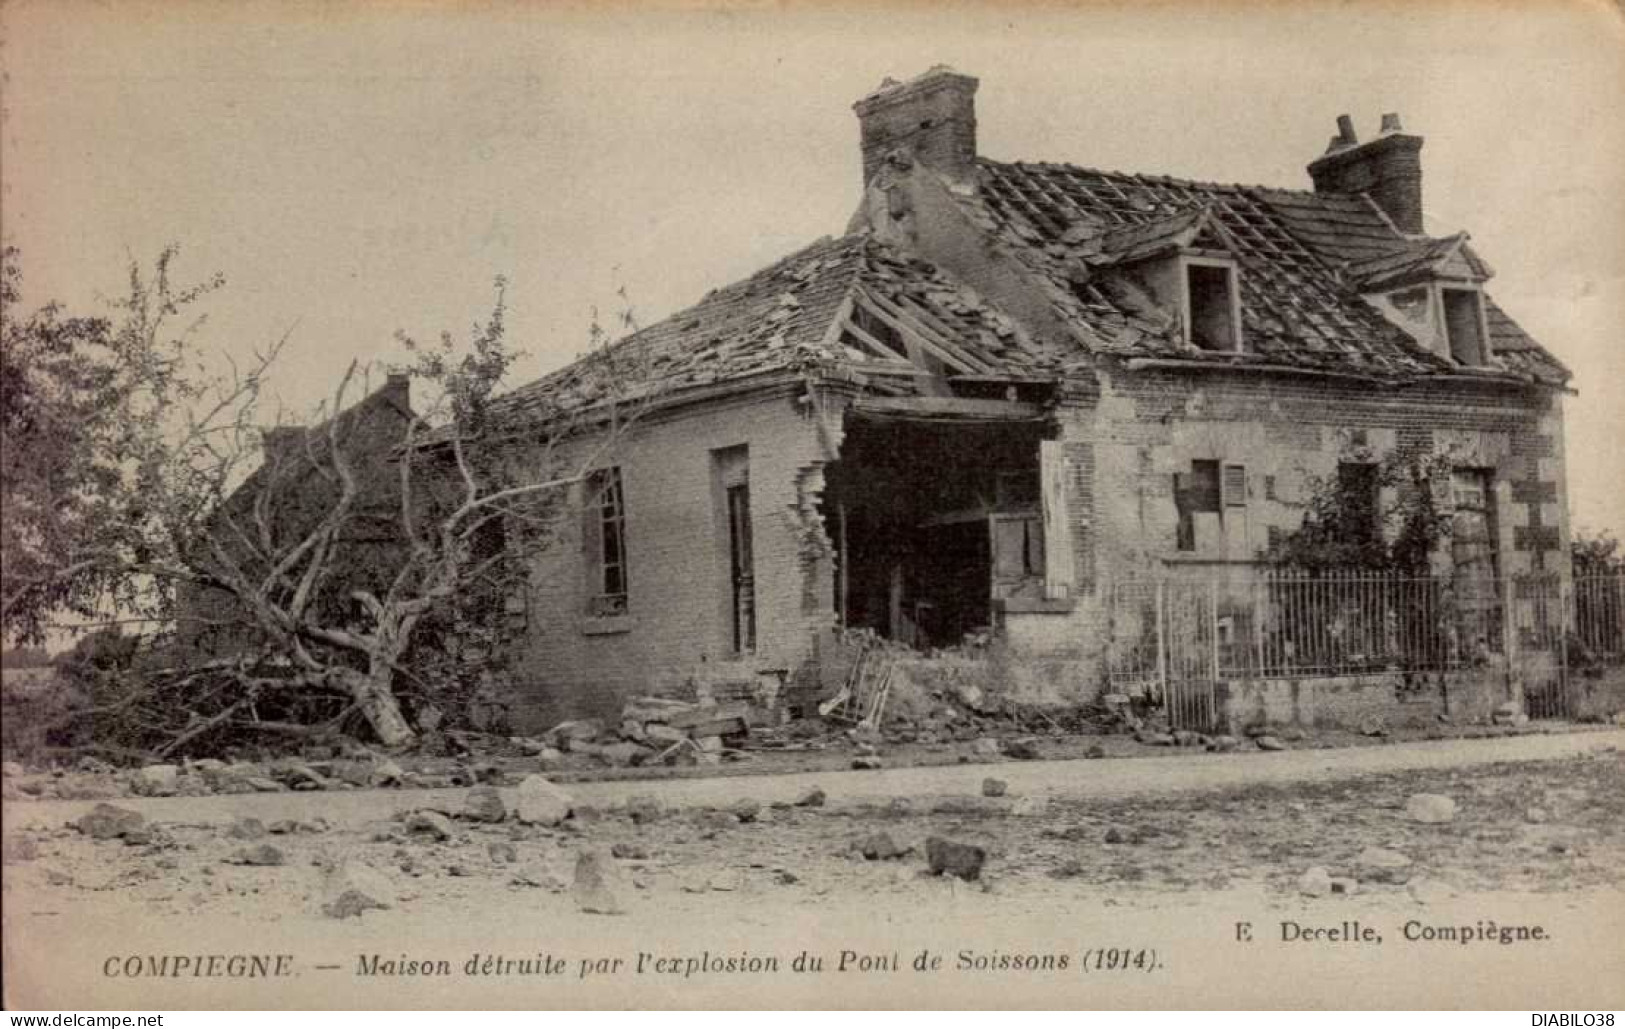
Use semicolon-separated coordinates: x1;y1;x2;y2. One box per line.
1525;807;1549;824
320;860;394;918
76;803;145;841
2;833;39;864
1084;744;1106;759
625;794;664;825
1104;826;1146;845
276;761;330;791
122;826;155;847
546;719;603;746
132;764;180;797
572;849;626;915
405;810;454;842
729;799;761;823
1255;736;1287;752
851;756;884;771
1;761;24;778
611;842;649;860
706;869;743;892
1281;727;1307;742
981;777;1008;798
1207;735;1240;753
462;786;508;823
1299;866;1333;898
1405;793;1458;824
245;776;285;793
1329;877;1358;895
1172;729;1199;747
1011;796;1047;817
854;832;909;861
369;759;406;787
1356;846;1413;885
228;817;267;840
793;786;826;808
955;683;986;710
1492;701;1522;726
1140;731;1177;747
488;841;519;864
1407;878;1452;905
1048;859;1085;879
970;738;1002;760
1360;719;1389;738
514;736;549;756
925;837;987;881
230;844;285;867
515;775;573;827
1002;737;1042;760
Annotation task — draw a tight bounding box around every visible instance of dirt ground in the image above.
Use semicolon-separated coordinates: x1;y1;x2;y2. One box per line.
5;732;1624;1009
6;739;1622;920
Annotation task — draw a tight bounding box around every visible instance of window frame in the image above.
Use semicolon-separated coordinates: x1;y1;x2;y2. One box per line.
1438;284;1490;367
584;466;629;618
1181;255;1245;354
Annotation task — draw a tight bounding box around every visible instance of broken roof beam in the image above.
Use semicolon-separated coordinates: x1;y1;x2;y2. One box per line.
854;288;996;376
850;395;1046;422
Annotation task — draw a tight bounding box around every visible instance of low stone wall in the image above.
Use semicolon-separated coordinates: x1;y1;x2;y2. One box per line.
1218;668;1508;734
1571;665;1625;721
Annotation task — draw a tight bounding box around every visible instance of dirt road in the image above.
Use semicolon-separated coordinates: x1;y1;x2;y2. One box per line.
4;729;1623;1010
7;726;1621;831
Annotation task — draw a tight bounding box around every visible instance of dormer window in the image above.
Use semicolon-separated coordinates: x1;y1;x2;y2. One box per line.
1184;259;1242;352
1441;287;1488;366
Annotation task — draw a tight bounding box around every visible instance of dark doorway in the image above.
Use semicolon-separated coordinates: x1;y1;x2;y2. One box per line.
822;413;1051;650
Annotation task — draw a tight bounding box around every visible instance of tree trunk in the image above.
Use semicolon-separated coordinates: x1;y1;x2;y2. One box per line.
338;664;415;748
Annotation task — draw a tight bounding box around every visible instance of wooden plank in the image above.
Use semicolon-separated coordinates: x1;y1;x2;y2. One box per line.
1040;439;1076;600
851;395;1044;421
660;702;751;729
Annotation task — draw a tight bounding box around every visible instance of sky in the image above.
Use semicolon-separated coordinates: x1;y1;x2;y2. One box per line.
3;0;1622;539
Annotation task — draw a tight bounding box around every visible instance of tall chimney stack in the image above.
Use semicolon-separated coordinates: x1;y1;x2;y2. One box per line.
853;66;980;189
1308;113;1425;235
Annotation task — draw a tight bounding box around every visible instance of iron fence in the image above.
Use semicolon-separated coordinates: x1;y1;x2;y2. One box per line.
1106;569;1625;727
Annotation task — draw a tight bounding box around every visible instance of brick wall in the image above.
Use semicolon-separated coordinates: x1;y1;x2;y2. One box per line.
503;387;839;730
998;366;1570;702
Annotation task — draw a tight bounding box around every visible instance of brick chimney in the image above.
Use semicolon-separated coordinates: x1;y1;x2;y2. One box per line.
853;66;979;188
1307;113;1425;235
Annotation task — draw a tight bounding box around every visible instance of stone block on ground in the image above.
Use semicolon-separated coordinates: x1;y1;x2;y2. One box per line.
854;832;909;861
515;775;573;826
321;860;394;918
925;836;987;881
572;849;627;915
132;764;180;797
462;786;509;823
230;844;286;866
982;778;1008;798
1356;846;1413;885
76;803;145;841
405;810;454;841
1405;793;1458;824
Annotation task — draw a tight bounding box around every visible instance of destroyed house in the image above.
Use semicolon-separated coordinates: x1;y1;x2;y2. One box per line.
491;68;1573;731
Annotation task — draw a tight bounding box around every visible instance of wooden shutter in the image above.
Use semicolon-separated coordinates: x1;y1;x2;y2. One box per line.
1040;440;1076;600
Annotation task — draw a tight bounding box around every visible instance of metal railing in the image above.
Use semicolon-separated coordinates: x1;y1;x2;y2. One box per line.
1105;569;1625;727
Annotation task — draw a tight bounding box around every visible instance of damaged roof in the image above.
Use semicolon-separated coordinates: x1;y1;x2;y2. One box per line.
490;233;1060;424
494;149;1566;424
966;160;1568;384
